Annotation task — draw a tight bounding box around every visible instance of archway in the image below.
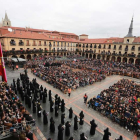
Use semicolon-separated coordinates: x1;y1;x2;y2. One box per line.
86;53;88;58
27;54;31;60
53;53;55;56
57;53;59;56
97;54;101;59
89;54;92;58
34;54;37;57
111;56;116;62
12;55;18;58
79;53;81;55
93;54;96;59
135;59;140;65
123;57;127;63
117;57;121;62
129;58;134;64
107;55;110;61
44;54;47;56
102;55;105;60
82;53;84;57
49;53;51;56
64;53;66;56
20;55;25;59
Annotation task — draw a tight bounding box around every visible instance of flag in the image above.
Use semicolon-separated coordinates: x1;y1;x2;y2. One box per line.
0;42;7;82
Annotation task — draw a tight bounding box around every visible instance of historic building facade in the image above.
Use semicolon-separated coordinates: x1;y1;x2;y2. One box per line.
0;13;140;64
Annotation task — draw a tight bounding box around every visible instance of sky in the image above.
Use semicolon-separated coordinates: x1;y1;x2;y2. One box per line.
0;0;140;38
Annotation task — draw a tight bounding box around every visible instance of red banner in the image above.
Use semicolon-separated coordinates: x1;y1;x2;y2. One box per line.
0;42;7;82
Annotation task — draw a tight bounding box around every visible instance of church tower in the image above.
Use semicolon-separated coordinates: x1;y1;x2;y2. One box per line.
2;12;11;27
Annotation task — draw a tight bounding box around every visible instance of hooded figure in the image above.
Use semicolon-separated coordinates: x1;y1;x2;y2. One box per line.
37;103;42;117
50;100;54;112
90;119;97;135
50;117;55;133
103;128;111;140
74;115;78;130
79;111;84;125
65;121;71;136
61;113;65;125
80;133;87;140
42;92;47;103
49;90;52;101
58;124;64;140
69;107;73;119
61;99;65;112
115;136;123;140
32;99;36;113
55;105;59;117
43;110;48;125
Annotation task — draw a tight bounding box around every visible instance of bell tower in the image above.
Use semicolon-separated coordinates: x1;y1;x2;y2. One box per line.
2;12;11;27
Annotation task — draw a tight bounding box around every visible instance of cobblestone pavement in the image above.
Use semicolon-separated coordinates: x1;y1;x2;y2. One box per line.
6;67;139;140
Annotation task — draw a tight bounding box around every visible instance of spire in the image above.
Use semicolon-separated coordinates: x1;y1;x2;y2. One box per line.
125;17;133;37
5;11;8;20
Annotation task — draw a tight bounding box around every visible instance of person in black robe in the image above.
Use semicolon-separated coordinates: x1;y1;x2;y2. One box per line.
61;99;65;112
42;92;47;103
103;128;111;140
55;98;58;106
69;107;73;119
28;96;32;108
115;136;123;140
79;111;84;125
50;117;55;133
21;90;25;101
55;105;59;117
90;119;97;135
49;90;52;101
37;103;42;117
74;115;78;130
65;121;71;136
50;100;54;112
39;90;43;100
40;85;43;91
80;133;87;140
58;96;61;109
43;110;48;125
69;137;74;140
58;124;64;140
32;99;36;113
44;87;47;94
61;113;65;125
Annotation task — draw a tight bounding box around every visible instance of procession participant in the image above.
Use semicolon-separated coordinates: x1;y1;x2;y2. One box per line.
103;128;111;140
65;121;71;136
79;111;84;125
42;110;48;125
58;124;64;140
74;115;78;130
90;119;97;135
69;107;73;119
50;117;55;133
61;99;65;112
61;113;65;125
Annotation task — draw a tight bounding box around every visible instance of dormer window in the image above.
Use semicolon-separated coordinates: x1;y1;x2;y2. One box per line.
127;39;129;43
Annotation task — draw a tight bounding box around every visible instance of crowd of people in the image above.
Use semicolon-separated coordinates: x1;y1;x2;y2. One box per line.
88;79;140;137
0;78;35;140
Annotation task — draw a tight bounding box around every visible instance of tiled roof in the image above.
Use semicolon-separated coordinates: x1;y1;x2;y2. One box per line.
133;37;140;43
113;38;124;43
0;30;79;43
80;34;88;36
80;38;107;44
0;29;10;36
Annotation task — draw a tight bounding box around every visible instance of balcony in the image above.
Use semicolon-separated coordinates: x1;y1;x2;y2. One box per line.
128;54;136;57
38;44;42;46
32;43;37;46
131;48;135;51
26;44;30;46
125;48;128;51
119;48;122;50
108;47;111;49
113;48;116;50
10;43;16;46
137;55;140;58
123;54;128;57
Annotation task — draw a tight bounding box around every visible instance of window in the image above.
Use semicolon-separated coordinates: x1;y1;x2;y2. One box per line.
26;40;29;46
57;42;59;46
12;48;15;51
68;43;69;47
53;42;55;46
103;45;106;49
20;48;23;50
39;41;41;46
108;45;111;49
127;39;129;43
114;45;116;49
119;45;122;50
44;41;47;46
138;47;140;51
10;39;16;45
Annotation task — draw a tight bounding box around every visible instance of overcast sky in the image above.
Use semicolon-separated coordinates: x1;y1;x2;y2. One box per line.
0;0;140;38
